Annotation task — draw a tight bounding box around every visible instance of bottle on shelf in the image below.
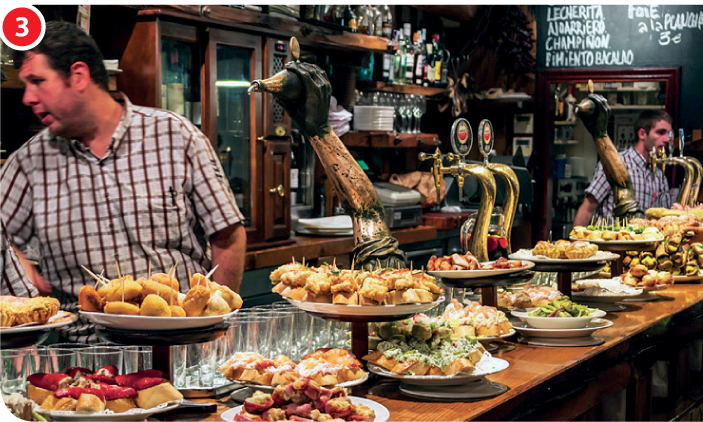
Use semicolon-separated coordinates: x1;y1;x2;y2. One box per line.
403;24;414;85
554;83;563;121
372;6;383;37
413;31;425;86
355;6;369;35
425;41;434;87
393;30;404;85
432;34;442;88
339;5;358;33
378;5;393;39
565;85;576;122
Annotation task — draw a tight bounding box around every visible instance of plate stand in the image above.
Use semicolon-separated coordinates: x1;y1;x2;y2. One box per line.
399;377;509;400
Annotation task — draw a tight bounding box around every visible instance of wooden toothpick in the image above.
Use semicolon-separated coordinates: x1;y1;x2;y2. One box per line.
204;264;219;280
82;265;107;286
168;262;178;278
148;261;151;279
115;261;125;302
188;268;192;284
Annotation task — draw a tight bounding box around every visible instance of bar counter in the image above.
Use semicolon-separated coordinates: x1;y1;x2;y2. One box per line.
163;283;703;421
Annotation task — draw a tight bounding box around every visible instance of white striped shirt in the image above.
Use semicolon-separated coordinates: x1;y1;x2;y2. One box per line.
1;93;243;341
585;147;671;219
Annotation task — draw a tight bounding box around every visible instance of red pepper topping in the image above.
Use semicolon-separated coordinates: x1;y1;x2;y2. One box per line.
54;387;84;400
83;388;106;402
27;373;69;391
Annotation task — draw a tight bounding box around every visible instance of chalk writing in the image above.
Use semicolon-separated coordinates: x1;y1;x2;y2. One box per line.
545;5;634;67
628;5;703;46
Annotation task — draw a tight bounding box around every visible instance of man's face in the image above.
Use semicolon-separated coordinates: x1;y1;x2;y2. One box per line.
641;119;673;153
19;52;82;137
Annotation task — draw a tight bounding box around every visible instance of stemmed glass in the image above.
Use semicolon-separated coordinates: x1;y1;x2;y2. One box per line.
397;95;412;133
413;95;427;134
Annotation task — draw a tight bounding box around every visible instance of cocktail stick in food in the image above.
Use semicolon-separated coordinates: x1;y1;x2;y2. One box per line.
204;264;219;280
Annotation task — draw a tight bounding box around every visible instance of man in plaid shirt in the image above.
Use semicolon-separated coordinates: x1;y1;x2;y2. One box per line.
1;22;245;341
574;110;673;226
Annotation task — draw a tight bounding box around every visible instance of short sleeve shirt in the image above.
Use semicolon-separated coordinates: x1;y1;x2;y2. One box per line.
0;93;243;341
1;219;38;297
585;147;671;219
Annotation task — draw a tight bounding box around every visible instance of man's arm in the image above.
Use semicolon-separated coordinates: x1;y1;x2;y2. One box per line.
573;194;600;227
209;223;246;292
14;247;51;295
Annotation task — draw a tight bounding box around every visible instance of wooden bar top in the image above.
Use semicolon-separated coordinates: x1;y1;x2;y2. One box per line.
164;283;703;422
243;226;437;271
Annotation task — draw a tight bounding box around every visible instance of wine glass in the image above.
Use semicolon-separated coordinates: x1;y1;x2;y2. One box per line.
414;95;427;134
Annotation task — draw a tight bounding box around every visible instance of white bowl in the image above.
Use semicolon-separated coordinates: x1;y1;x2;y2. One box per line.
511;308;606;329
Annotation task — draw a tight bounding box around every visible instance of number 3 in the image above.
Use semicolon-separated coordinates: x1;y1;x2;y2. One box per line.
16;16;28;37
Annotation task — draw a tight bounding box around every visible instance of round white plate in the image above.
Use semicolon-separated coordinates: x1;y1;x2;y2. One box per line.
509;249;620;264
221;396;389;422
285;296;443;317
230;372;369;392
298;216;352;230
296;228;353;237
572;292;644;303
399;378;508;400
511;308;606;329
36;400;181;421
1;311;77;334
673;274;703;283
512;318;613;338
477;329;516;342
428;261;534;279
80;309;238;330
366;354;509;386
569;236;664;246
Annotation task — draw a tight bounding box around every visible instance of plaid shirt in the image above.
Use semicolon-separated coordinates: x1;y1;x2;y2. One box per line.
1;93;243;341
1;219;38;297
585;147;671;219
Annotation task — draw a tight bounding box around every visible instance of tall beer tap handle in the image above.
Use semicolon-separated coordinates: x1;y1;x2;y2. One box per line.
680;128;685;158
290;37;300;62
418;148;443;209
668;131;674;158
650;147;658;181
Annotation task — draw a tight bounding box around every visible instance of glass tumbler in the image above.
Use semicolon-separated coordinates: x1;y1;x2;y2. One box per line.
77;346;123;373
28;348;77;375
123;346;153;373
1;349;28;395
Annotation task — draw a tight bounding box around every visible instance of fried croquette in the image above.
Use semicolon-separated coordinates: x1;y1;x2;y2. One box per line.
169;305;186;317
138;280;179;305
190;273;210;289
183;285;210;316
201;294;230;316
104;301;140;315
78;285;104;312
150;273;181;292
139;294;171;317
211;283;242;310
103;279;143;303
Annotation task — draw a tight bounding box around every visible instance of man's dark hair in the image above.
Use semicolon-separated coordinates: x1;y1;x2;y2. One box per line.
13;20;109;91
636;109;673;134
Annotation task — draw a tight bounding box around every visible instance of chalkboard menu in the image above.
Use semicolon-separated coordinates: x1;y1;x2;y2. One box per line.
535;5;703;130
537;5;703;68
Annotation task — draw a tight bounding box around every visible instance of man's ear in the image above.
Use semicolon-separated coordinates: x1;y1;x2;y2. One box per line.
68;61;91;91
638;128;647;141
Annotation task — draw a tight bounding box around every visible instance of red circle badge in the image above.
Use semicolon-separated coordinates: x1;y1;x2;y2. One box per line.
1;6;45;51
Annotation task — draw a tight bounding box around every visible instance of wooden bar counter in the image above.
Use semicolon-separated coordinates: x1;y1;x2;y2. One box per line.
163;284;703;421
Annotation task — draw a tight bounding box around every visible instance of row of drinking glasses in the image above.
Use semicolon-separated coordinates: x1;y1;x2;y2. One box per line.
0;344;152;395
354;91;427;134
171;301;351;389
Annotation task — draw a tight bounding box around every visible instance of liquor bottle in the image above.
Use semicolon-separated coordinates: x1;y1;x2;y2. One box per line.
355;6;368;34
372;6;383;37
413;32;425;86
339;5;357;33
378;5;393;39
403;24;414;84
565;85;576;122
432;34;442;87
394;30;405;85
425;42;435;87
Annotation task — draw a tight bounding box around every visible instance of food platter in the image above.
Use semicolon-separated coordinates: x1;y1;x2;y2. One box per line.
221;397;390;422
0;311;77;334
511;318;613;338
366;354;509;386
229;372;369;393
428;261;534;279
35;400;182;421
284;296;443;317
510;309;607;329
569;236;664;246
80;310;238;330
509;250;619;264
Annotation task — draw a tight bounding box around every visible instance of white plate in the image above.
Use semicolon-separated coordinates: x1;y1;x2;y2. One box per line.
572;292;644;303
509;249;620;264
511;308;606;329
673;274;703;283
285;296;443;317
221;396;389;422
512;318;613;338
427;261;534;279
230;372;369;392
366;354;509;386
80;310;238;330
36;400;181;421
0;311;77;334
296;227;354;237
298;216;352;230
399;378;508;400
569;236;664;246
477;329;516;341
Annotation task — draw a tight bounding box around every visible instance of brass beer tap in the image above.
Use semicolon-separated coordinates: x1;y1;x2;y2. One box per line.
418;119;497;262
477;119;520;255
650;142;701;207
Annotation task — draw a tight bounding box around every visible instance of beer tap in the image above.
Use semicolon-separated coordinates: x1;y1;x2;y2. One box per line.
477;119;520;254
418;119;497;262
650;143;697;207
679;128;703;205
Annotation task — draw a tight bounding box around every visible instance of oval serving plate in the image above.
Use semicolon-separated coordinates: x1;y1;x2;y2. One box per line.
80;310;238;330
512;318;613;338
221;397;389;422
428;261;534;279
285;296;443;317
511;308;606;329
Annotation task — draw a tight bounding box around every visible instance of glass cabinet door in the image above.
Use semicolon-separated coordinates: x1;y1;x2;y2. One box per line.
160;23;202;128
204;29;262;233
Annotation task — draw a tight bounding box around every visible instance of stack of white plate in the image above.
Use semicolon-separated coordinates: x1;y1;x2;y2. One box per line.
296;215;354;236
353;106;394;131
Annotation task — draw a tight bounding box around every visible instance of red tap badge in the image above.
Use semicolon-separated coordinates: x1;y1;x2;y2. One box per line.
450;118;473;157
478;119;494;158
1;6;46;50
